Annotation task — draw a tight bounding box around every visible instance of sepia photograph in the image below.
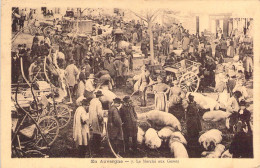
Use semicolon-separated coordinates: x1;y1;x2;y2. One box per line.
10;6;255;159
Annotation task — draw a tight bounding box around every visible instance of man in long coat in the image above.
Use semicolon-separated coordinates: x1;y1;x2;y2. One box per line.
108;98;124;154
65;59;79;97
113;56;125;88
119;96;138;152
73;97;90;157
186;94;202;158
243;54;253;80
89;91;104;154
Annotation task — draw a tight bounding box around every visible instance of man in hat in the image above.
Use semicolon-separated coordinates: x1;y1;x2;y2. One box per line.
108;98;124;154
28;57;44;82
168;80;185;120
65;59;79;97
73;96;90;158
186;94;202;158
229;120;253;158
95;67;113;90
113;54;125;88
44;31;51;48
119;96;138;153
243;53;253;80
153;76;170;112
73;41;82;66
137;67;153;107
85;74;96;101
239;100;252;133
89;91;104;154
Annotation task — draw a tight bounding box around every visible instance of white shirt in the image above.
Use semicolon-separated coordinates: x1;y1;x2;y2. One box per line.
85;79;95;92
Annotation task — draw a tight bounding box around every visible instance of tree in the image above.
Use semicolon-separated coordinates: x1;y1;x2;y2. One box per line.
130;9;161;65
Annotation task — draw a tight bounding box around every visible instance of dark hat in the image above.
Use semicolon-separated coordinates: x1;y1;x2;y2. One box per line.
188;94;194;102
113;97;122;104
18;44;22;47
79;72;86;81
95;90;103;97
239;100;247;106
123;96;131;102
69;58;75;63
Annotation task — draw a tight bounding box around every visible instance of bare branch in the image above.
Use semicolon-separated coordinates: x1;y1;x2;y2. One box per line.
129;10;148;23
150;9;161;21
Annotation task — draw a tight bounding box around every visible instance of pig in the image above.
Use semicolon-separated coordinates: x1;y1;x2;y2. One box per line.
137;127;145;145
158;126;175;140
169;131;187;145
217;89;230;109
202;110;232;122
168;132;188;158
144;128;162;149
199;129;222;150
201;144;225;158
187;92;220;111
221;149;233;158
169;141;189;158
137;110;181;131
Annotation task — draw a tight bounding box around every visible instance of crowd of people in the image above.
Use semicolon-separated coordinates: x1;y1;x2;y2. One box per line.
11;10;254;158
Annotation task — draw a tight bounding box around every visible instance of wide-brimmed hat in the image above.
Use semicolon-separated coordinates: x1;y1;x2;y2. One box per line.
69;58;75;63
123;96;131;102
95;90;103;97
88;74;95;79
239;100;246;106
113;97;122;104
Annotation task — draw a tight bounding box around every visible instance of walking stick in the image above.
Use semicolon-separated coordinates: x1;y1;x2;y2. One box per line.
87;133;92;157
104;123;122;158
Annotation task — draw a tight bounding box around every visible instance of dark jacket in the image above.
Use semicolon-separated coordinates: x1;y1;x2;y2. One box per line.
107;105;123;140
186;101;202;139
119;102;138;138
239;109;252;133
229;131;253;158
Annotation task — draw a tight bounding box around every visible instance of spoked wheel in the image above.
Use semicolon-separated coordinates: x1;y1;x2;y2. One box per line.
49;104;71;129
179;72;200;93
35;116;59;148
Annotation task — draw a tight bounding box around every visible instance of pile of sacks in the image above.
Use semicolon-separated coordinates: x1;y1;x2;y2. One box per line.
137;110;188;158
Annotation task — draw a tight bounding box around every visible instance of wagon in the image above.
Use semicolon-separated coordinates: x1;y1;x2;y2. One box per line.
11;54;73;157
164;59;201;92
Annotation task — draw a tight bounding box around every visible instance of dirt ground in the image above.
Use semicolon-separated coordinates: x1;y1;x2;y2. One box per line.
47;57;253;158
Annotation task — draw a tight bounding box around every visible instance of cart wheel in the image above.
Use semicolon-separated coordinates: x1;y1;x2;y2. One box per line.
50;105;71;129
179;72;200;93
35;116;59;147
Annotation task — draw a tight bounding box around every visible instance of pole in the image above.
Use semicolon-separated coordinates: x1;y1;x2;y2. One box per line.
148;21;154;65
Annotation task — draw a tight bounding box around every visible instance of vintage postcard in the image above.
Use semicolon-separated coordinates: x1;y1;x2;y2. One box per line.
1;0;260;167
